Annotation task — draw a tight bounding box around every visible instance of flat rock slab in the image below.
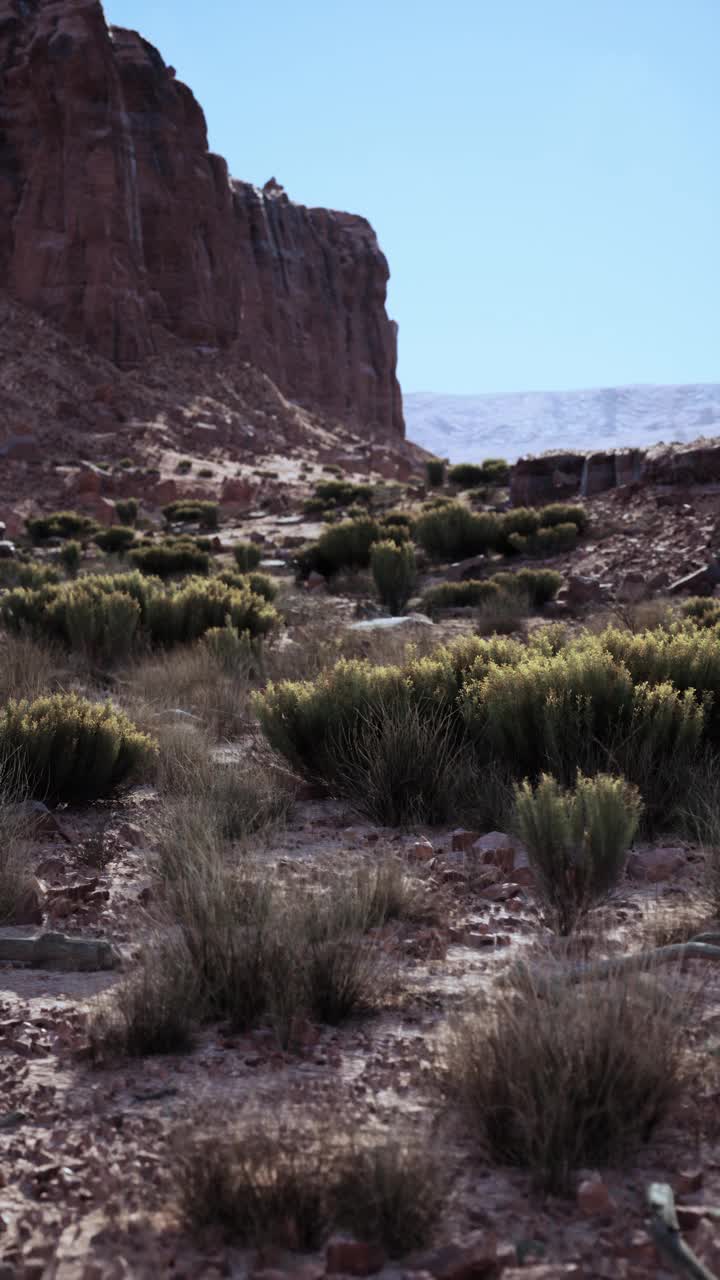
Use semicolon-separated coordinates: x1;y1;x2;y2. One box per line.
0;930;121;971
348;613;433;632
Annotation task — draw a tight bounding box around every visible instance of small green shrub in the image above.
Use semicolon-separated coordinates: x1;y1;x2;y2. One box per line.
508;523;578;557
303;497;328;516
94;526;136;554
233;541;262;572
0;560;60;590
514;772;642;934
681;598;720;628
129;541;210;578
175;458;193;474
425;459;446;488
478;457;510;486
161;500;219;530
448;462;487;488
414;502;500;560
371;540;417;614
423;569;562;616
58;540;82;577
198;467;214;478
423;579;503;615
218;570;278;602
0;693;157;803
115;497;139;526
540;503;589;534
26;510;97;542
314;479;373;506
297;517;382;578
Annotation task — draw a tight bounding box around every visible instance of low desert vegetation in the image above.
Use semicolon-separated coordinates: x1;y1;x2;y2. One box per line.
414;500;587;562
257;619;715;831
297;515;382;578
445;969;686;1193
233;540;262;571
94;525;137;554
26;509;98;542
129;539;210;577
114;497;139;525
174;1114;442;1253
371;539;417;613
0;692;157;803
161;500;219;530
514;772;642;934
425;457;446;487
448;458;510;488
422;568;562;616
1;571;278;662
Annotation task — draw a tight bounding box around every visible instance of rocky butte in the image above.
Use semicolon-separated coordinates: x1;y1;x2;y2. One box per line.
0;0;404;437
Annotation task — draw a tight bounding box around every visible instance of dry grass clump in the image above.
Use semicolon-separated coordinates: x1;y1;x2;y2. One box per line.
0;630;63;705
174;1113;443;1254
0;765;34;924
88;938;200;1059
639;893;716;949
121;641;256;740
445;969;686;1193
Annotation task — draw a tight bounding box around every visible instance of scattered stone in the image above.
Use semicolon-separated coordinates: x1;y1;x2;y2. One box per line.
117;822;144;847
470;831;516;875
565;575;608;608
348;613;432;632
451;829;480;853
418;1231;497;1280
0;540;15;559
306;570;327;592
0;931;120;971
13;800;72;843
409;838;434;863
479;882;522;902
577;1177;614;1216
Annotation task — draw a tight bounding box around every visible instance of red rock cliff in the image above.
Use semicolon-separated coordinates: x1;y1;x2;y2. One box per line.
0;0;403;435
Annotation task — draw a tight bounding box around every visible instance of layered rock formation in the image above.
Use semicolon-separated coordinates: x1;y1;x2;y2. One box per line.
0;0;403;435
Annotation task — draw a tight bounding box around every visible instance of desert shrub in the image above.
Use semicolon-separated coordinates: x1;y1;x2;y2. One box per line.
414;502;501;560
161;500;219;530
508;522;578;557
26;510;97;542
514;772;642;934
128;541;210;578
233;541;262;572
61;587;141;664
198;467;214;478
371;540;417;614
423;579;503;615
540;502;590;533
115;497;139;526
681;598;720;628
380;510;414;531
94;525;136;554
446;971;684;1193
0;693;157;803
425;458;446;487
303;496;327;516
601;623;720;744
314;479;373;506
448;462;487;488
144;576;278;647
297;516;382;578
175;458;193;474
57;540;82;577
475;591;531;637
0;631;61;705
218;570;278;601
479;457;510;485
0;559;60;590
88;938;200;1058
424;569;561;617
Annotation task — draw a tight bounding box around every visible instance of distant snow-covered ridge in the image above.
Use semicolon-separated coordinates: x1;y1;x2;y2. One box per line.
403;383;720;464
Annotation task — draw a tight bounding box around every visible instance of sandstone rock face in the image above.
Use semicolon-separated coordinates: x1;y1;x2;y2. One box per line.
0;0;403;436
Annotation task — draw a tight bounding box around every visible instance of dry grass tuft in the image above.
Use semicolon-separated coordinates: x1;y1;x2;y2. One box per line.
445;967;687;1193
121;643;255;740
174;1112;443;1254
0;630;64;704
88;937;200;1059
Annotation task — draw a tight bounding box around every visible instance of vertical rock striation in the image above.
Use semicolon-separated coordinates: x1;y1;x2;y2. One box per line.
0;0;403;434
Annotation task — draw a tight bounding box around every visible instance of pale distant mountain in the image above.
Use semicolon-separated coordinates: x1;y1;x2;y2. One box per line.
403;384;720;464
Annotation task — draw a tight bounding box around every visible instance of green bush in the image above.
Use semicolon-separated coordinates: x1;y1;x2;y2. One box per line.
479;457;510;486
233;541;262;572
508;523;578;558
94;526;136;554
425;459;445;488
313;480;373;507
448;463;486;489
0;693;157;803
0;560;60;590
218;570;278;602
161;500;219;530
514;772;642;934
681;598;720;628
540;503;589;534
414;502;500;561
26;511;97;542
303;497;328;516
129;541;210;578
58;541;82;577
115;498;139;526
1;572;278;660
297;517;382;578
371;540;417;614
424;569;562;615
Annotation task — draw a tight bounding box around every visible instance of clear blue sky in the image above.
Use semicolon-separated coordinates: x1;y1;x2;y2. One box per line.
103;0;719;396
